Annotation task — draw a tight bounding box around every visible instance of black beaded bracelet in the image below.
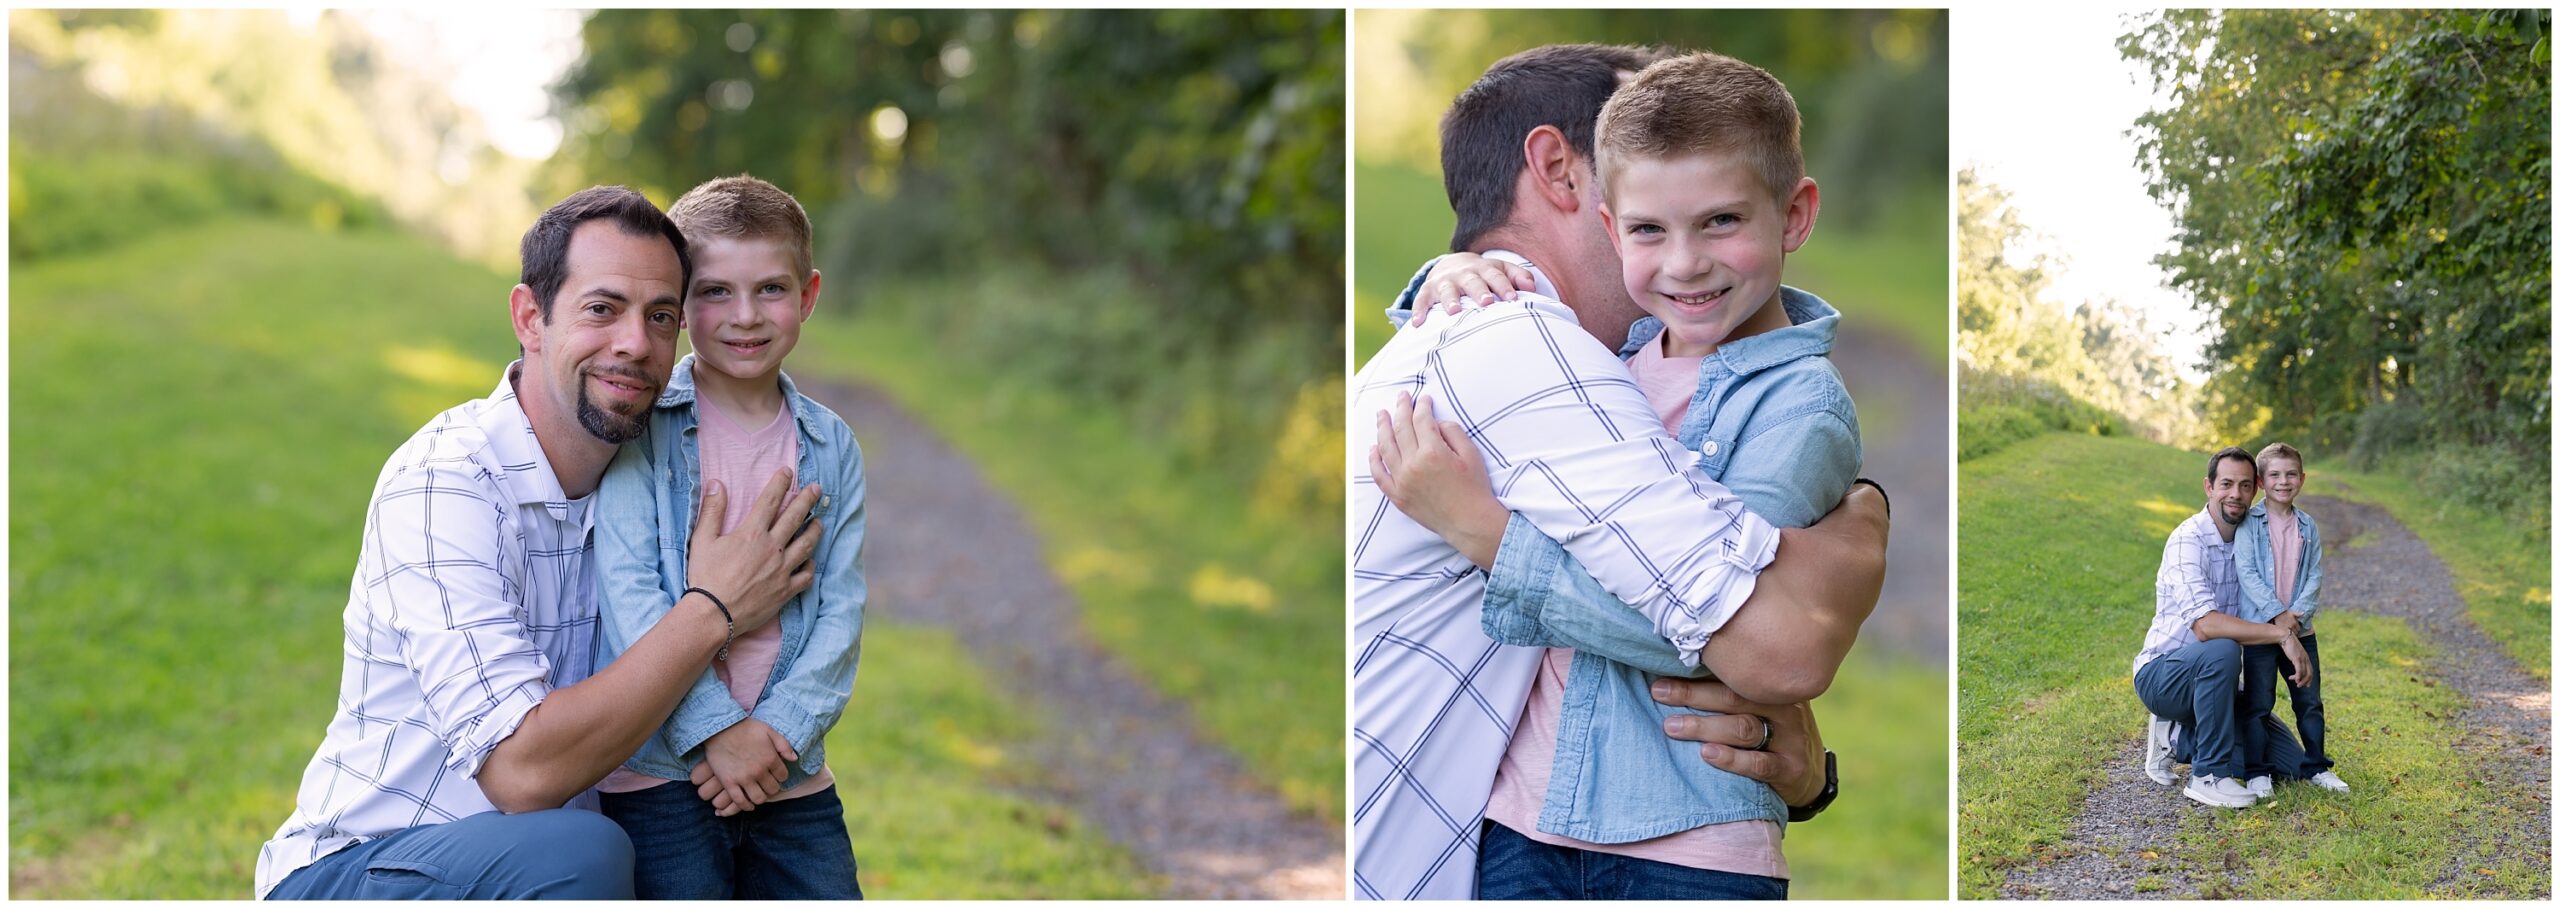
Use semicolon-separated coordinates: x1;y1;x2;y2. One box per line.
1852;477;1889;518
684;586;735;661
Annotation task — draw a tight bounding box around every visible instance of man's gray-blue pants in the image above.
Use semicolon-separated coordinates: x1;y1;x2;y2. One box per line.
2133;638;2248;779
265;809;634;899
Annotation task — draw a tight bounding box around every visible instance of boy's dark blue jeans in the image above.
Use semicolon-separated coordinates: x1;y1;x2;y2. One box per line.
2242;633;2330;777
1476;820;1787;900
600;779;862;900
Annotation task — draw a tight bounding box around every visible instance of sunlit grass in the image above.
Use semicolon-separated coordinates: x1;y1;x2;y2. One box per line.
9;218;1145;898
1958;432;2548;898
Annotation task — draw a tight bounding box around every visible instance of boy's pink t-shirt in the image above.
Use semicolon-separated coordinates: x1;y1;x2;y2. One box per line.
600;392;833;799
1480;335;1788;879
2267;507;2303;609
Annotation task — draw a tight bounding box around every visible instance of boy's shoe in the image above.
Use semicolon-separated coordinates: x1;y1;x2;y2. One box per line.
2185;774;2258;809
2142;715;2178;786
2309;770;2350;793
2247;775;2273;798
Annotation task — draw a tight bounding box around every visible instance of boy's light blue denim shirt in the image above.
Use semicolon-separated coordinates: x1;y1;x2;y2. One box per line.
593;353;868;789
2232;502;2322;629
1392;259;1860;842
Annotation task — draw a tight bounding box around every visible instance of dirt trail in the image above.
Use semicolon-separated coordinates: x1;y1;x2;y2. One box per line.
1999;493;2551;899
1829;325;1948;659
802;378;1345;899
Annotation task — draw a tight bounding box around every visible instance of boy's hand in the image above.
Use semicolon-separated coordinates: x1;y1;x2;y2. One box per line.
2273;611;2301;635
692;718;800;817
1409;252;1536;327
1371;392;1509;569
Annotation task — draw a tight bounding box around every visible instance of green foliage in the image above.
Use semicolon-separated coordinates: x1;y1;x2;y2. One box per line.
555;10;1343;364
1957;367;2124;461
2123;9;2551;456
1958;168;2200;446
9;10;549;266
7;44;387;260
1960;432;2549;898
9;220;1147;898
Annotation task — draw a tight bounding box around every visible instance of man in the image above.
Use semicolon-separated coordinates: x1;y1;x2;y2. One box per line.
255;187;825;899
1350;44;1886;899
2133;446;2313;809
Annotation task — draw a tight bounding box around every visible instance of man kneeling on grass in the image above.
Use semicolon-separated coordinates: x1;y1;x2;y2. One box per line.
2131;446;2314;809
255;187;822;899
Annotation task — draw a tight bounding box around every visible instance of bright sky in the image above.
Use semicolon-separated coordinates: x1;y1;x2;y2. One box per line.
305;8;588;161
1953;8;2211;381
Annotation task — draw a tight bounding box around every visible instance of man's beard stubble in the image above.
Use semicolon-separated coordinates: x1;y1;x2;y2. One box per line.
577;382;650;444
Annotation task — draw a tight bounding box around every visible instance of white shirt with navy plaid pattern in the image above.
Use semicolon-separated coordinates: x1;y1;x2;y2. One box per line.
255;365;602;897
1349;253;1779;900
2135;508;2241;675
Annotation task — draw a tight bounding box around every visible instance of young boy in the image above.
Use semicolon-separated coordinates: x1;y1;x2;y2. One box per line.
1387;51;1859;898
591;175;870;898
2232;442;2348;794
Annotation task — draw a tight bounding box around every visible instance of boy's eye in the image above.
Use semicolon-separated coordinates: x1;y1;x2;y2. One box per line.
1708;213;1742;229
1629;223;1663;237
762;283;787;296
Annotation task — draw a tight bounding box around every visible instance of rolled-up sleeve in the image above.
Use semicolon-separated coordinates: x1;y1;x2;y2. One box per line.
1429;302;1779;666
366;462;554;779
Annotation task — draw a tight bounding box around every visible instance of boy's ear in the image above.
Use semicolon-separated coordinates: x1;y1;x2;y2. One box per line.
799;270;822;322
509;284;544;353
1781;177;1821;253
1598;203;1623;256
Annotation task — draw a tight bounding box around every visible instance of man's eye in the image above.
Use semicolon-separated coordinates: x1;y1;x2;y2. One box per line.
651;310;679;325
586;302;613;317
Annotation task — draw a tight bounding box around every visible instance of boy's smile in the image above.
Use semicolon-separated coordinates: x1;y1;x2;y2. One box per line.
2261;458;2304;509
685;235;820;391
1601;152;1813;358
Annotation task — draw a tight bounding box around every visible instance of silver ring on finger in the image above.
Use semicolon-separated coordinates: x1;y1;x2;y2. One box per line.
1749;716;1773;752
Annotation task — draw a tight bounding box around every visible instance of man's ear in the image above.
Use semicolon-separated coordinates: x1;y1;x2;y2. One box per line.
799;270;822;322
1521;125;1584;215
1781;177;1821;253
509;284;544;354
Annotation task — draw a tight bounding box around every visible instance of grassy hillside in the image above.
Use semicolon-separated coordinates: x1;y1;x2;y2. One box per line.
8;219;1148;898
1958;431;2547;898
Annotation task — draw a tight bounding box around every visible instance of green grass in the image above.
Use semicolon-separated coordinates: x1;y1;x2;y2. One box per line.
1352;159;1946;368
2313;464;2550;680
1788;649;1950;900
793;310;1346;821
9;218;1146;898
1958;431;2550;898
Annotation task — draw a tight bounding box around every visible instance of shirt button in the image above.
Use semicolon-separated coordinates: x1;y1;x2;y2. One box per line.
1702;440;1720;457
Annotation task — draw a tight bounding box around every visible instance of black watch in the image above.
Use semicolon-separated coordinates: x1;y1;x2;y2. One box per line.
1787;750;1839;823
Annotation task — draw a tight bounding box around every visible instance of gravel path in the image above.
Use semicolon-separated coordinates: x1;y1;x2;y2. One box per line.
802;378;1345;899
1998;492;2551;899
1829;325;1948;660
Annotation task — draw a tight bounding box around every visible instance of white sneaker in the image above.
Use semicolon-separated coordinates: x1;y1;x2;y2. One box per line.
2247;775;2273;798
2310;770;2350;793
2185;774;2258;809
2142;715;2178;786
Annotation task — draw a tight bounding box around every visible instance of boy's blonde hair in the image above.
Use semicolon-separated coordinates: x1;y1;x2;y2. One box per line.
666;174;814;279
1594;51;1804;207
2257;442;2305;472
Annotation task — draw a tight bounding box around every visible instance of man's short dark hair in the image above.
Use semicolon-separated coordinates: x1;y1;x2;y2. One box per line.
1439;43;1667;253
518;186;691;321
2206;446;2258;481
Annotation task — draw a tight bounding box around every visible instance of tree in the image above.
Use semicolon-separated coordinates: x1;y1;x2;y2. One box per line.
2122;9;2550;455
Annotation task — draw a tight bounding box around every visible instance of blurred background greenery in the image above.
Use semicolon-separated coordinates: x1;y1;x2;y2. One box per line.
1351;10;1949;900
10;9;1339;898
